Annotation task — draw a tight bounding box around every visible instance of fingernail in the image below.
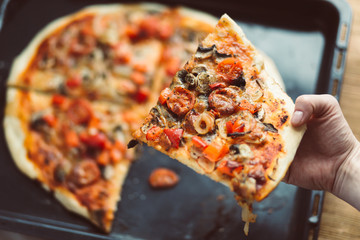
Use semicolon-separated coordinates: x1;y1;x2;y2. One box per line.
292;111;303;126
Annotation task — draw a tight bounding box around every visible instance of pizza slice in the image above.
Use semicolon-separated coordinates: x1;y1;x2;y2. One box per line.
3;89;138;232
133;14;306;234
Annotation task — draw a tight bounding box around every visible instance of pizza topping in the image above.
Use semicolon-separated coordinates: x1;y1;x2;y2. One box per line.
42;114;57;127
248;167;266;187
134;87;150;103
191;136;208;149
67;99;93;125
226;119;245;135
208;87;240;116
263;123;278;133
176;69;188;82
209;82;227;90
146;126;163;141
197;157;215;173
216;160;243;177
217;57;243;82
195;44;215;59
232;176;256;199
80;131;108;149
182;110;199;134
153;105;178;128
250;89;263;102
166;87;195;116
102;165;115;180
237;144;253;160
97;151;110;165
191;64;207;75
163;128;183;149
193;111;215;135
130;71;146;85
159;87;172;105
195;72;213;94
52;94;66;106
70;34;96;56
230;74;246;90
68;160;100;188
239;99;259;114
158;131;172;151
203;139;229;162
65;130;80;148
255;78;265;89
213;49;232;59
254;107;265;121
54;161;71;183
30;113;49;132
149;168;179;188
193;95;209;113
184;73;196;88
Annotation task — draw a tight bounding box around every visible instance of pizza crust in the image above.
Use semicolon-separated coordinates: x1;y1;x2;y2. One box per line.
4;116;38;180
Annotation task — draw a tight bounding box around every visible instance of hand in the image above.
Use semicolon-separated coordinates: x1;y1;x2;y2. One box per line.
283;94;360;209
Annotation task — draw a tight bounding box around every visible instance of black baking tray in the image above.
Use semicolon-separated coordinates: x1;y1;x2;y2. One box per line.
0;0;352;239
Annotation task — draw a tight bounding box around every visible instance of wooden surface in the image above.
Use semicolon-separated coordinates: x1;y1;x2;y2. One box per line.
318;0;360;239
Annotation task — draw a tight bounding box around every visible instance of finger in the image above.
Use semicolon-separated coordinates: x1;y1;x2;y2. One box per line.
291;94;339;127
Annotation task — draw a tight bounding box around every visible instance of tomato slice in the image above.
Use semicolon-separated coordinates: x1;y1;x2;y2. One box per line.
66;76;82;89
67;99;93;125
52;94;66;106
167;87;195;116
158;87;171;105
163;128;183;149
217;57;243;82
80;131;108;149
135;87;150;103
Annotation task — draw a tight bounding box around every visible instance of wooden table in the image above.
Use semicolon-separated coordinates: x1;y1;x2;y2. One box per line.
318;0;360;239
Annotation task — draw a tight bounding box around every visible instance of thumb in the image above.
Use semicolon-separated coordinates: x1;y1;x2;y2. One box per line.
291;94;339;127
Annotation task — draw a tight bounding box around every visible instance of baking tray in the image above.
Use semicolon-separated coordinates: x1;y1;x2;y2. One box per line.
0;0;352;239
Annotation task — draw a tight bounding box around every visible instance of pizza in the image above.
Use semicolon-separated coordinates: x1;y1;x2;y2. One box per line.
133;14;306;234
3;3;220;232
